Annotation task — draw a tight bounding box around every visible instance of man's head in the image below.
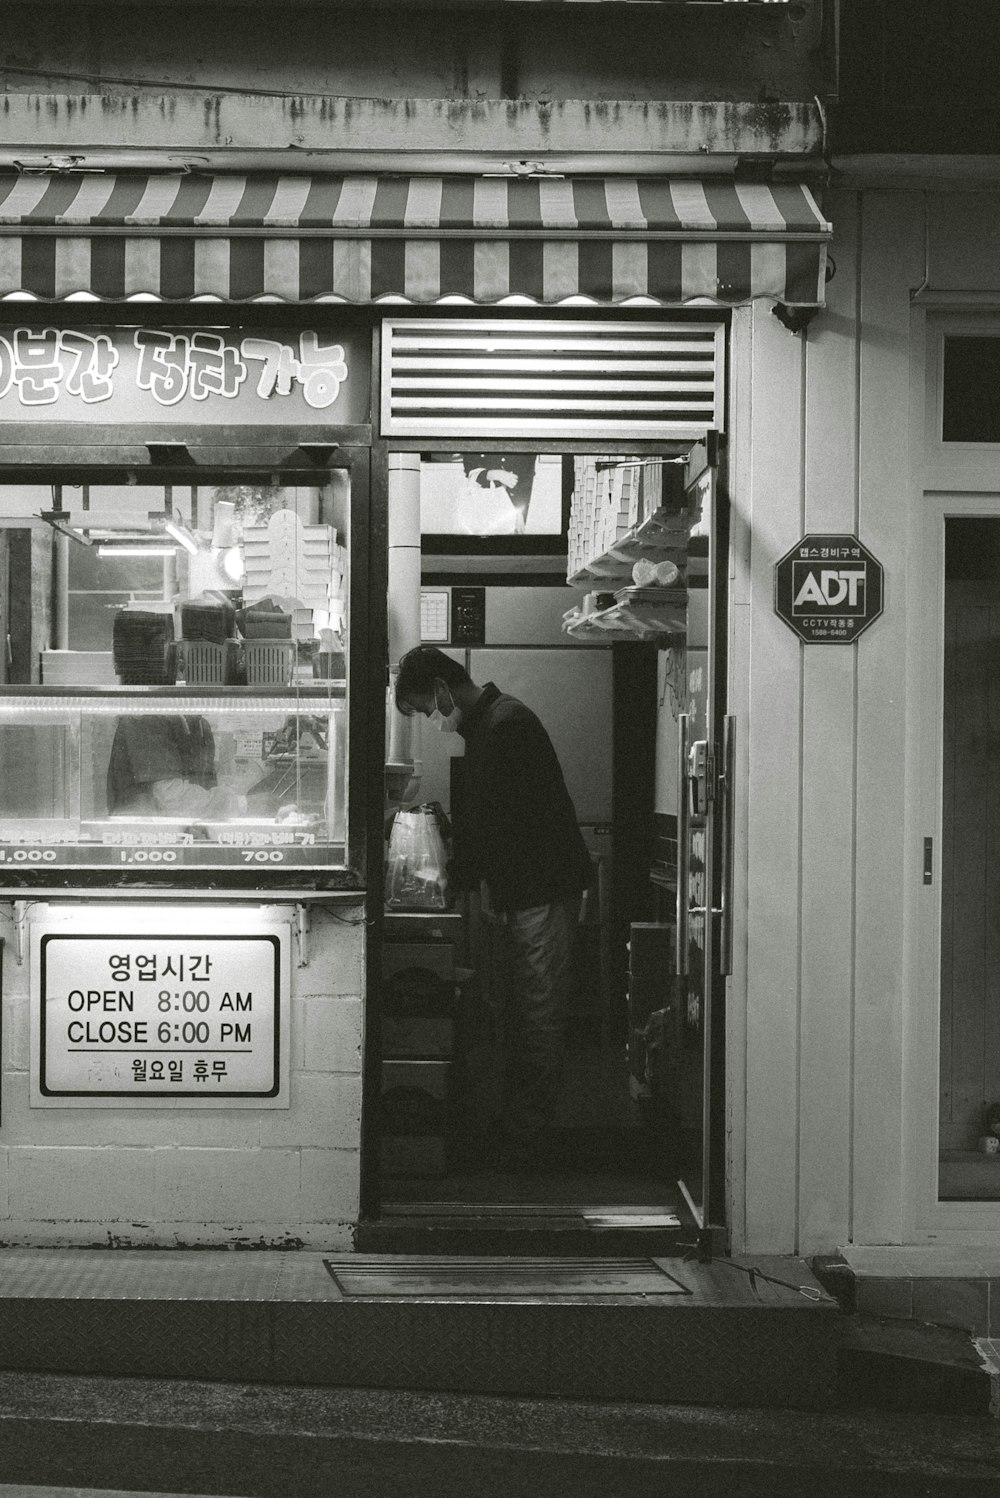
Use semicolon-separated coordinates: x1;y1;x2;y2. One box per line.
395;645;476;733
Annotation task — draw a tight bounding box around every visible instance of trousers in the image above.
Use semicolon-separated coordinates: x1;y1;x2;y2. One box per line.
497;897;580;1144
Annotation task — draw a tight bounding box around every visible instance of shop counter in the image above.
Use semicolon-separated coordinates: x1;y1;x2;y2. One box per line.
0;685;347;874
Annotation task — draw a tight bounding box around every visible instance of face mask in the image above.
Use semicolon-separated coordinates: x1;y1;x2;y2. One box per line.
428;707;462;734
427;687;461;734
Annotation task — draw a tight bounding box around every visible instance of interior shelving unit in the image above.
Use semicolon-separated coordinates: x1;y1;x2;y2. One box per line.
564;465;694;641
563;585;687;642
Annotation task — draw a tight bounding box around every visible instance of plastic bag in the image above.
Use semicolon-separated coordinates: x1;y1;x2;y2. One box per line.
384;805;449;910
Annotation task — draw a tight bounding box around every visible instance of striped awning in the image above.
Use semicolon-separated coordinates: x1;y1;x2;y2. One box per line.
0;172;831;308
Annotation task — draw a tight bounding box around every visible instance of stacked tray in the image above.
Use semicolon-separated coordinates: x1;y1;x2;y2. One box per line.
112;611;176;685
180;597;236;644
613;584;687;636
238;597;292;639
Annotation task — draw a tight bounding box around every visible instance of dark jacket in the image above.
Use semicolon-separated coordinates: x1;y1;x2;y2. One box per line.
451;683;592;912
107;715;217;814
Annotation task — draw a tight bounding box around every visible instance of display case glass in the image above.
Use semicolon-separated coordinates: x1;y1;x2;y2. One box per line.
0;477;351;873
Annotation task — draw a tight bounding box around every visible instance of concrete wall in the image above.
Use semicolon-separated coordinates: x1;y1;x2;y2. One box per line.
0;3;827;171
0;95;822;167
0;4;826;103
0;901;364;1247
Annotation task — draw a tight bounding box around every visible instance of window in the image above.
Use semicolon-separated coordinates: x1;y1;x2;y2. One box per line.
0;477;350;873
942;337;1000;444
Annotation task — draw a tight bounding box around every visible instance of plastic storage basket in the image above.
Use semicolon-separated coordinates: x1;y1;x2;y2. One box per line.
179;639;240;685
243;639;296;686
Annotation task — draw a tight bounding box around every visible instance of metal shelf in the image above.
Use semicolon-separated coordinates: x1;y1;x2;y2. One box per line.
0;886;364;903
382;909;463;940
562;607;637;641
563;587;686;643
0;684;345;699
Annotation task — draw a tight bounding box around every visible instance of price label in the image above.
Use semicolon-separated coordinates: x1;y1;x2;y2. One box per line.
0;847;58;864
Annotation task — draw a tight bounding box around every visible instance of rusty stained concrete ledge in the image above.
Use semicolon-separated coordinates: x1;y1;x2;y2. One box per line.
0;94;824;166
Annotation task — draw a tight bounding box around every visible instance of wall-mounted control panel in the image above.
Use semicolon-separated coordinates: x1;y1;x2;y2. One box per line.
420;587;486;646
450;587;486;645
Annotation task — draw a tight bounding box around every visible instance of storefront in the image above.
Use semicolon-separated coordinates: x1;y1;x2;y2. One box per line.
0;169;833;1249
0;306;375;1245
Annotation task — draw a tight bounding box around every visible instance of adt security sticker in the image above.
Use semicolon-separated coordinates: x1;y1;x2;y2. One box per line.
774;533;884;644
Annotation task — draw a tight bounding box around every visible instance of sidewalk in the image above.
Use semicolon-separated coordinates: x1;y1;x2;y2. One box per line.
0;1246;839;1408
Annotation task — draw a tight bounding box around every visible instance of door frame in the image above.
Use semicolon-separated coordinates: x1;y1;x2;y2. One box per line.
364;433;730;1224
906;489;1000;1240
903;305;1000;1242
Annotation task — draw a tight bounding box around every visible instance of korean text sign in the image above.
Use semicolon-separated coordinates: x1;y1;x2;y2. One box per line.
0;325;368;425
33;929;288;1106
773;532;885;644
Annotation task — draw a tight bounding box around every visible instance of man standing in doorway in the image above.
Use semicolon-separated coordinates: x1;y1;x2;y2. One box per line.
395;645;593;1170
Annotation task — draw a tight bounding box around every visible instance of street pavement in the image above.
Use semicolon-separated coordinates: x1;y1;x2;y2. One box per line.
0;1373;999;1496
0;1491;228;1498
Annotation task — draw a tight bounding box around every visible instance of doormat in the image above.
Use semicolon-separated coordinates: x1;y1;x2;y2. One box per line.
323;1255;691;1298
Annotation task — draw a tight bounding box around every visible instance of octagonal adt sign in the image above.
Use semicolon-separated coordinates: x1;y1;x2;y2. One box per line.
774;534;884;644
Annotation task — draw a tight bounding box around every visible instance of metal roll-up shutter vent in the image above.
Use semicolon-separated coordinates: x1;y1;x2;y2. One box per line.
381;319;725;439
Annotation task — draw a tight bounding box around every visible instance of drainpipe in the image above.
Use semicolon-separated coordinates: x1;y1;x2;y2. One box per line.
386;453;422;798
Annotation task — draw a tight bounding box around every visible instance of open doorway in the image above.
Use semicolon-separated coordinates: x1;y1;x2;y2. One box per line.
378;446;723;1230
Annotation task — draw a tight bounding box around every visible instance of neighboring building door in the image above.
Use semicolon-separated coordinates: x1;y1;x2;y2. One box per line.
918;503;1000;1219
911;319;1000;1235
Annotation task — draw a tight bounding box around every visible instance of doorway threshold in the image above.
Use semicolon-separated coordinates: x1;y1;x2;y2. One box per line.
355;1200;691;1256
385;1202;681;1227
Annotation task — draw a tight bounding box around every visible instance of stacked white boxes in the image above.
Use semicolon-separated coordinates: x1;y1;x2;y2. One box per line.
568;457;645;580
242;510;336;612
639;459;664;525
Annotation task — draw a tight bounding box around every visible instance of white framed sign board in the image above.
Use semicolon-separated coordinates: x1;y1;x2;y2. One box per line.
29;905;291;1108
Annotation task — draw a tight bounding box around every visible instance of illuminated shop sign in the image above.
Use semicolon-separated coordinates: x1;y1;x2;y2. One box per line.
0;326;368;424
32;926;290;1106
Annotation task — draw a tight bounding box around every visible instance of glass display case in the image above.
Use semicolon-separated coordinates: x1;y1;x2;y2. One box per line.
0;476;352;875
0;689;345;871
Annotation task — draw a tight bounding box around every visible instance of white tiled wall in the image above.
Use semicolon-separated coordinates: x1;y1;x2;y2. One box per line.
0;903;365;1248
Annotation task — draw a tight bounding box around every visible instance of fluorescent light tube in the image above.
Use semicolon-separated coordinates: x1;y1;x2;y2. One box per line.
163;519;200;555
97;544;178;558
